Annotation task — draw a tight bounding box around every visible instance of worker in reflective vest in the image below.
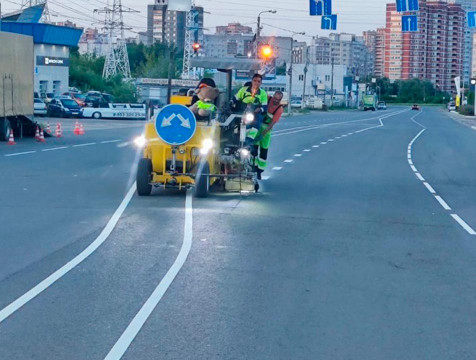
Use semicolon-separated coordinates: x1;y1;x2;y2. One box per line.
252;91;284;179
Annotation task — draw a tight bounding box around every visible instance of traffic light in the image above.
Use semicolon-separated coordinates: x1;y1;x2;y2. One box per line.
192;42;201;54
259;44;273;60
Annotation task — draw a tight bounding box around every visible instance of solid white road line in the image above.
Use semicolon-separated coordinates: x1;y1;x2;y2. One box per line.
415;173;425;181
104;191;194;360
423;182;436;194
4;151;37;157
101;139;122;144
451;214;476;235
435;196;451;211
42;146;68;152
0;183;137;324
272;167;283;171
72;143;96;148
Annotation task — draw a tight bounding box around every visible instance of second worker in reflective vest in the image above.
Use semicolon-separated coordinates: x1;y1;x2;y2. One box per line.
252;91;284;179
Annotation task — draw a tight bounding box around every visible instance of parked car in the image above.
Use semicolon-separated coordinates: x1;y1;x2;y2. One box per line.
291;100;303;108
412;104;420;111
34;98;47;117
47;98;82;118
377;101;387;110
34;92;40;99
447;102;456;112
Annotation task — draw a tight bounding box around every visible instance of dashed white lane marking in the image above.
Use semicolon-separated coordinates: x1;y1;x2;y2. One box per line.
294;154;302;157
408;111;475;236
42;146;68;152
104;191;193;360
312;145;320;148
342;135;348;137
72;142;96;148
451;214;476;235
410;165;417;172
435;196;451;211
284;159;293;163
328;139;335;142
261;176;270;180
101;139;122;144
415;173;425;181
321;142;327;145
272;167;283;171
423;182;436;194
0;183;138;324
4;151;37;157
303;149;311;152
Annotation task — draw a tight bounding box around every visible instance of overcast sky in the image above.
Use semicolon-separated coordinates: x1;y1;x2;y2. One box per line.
2;0;387;41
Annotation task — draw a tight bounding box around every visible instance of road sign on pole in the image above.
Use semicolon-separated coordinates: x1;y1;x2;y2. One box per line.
154;104;197;145
402;15;418;32
310;0;332;16
396;0;419;12
321;15;337;30
468;11;476;28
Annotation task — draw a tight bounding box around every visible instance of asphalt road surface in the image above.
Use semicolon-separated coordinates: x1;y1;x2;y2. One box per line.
1;107;476;360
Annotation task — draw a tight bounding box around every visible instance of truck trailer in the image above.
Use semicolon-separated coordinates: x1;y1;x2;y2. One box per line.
0;31;34;141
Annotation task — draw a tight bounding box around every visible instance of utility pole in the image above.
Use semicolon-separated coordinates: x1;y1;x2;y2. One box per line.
330;57;334;107
301;46;309;110
96;0;138;79
167;47;176;104
255;10;276;58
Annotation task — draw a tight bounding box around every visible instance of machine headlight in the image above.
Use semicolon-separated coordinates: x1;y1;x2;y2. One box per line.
134;136;147;148
200;138;214;155
240;148;250;158
244;112;255;124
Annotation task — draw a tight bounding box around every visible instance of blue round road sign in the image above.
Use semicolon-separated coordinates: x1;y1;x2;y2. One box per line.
155;104;197;145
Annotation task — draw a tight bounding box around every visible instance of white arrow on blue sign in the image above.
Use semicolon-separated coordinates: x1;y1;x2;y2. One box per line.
396;0;419;12
154;104;197;145
468;11;476;28
321;15;337;30
310;0;332;16
402;15;418;32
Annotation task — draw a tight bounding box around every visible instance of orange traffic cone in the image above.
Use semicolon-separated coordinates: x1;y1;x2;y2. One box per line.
73;121;80;135
46;122;51;134
7;129;16;145
55;123;62;138
79;123;85;135
35;126;40;140
37;129;46;143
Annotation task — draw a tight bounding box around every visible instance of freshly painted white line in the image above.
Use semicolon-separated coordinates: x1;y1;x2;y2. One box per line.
423;182;436;194
272;167;283;171
42;146;68;152
472;126;476;131
303;149;311;152
312;145;320;148
294;154;302;157
4;151;37;157
261;176;270;180
321;142;327;145
335;136;341;139
451;214;476;235
410;165;417;172
407;154;412;159
104;191;194;360
415;173;425;181
73;142;96;148
347;133;353;135
0;183;137;324
341;135;348;137
435;196;451;211
284;159;293;163
328;139;334;142
101;139;122;144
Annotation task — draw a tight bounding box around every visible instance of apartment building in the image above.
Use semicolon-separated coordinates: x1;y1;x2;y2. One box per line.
216;23;253;35
455;0;476;82
384;0;465;93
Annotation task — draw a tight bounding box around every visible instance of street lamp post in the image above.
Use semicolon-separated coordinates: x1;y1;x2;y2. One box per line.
288;31;305;115
256;10;277;57
471;78;476;116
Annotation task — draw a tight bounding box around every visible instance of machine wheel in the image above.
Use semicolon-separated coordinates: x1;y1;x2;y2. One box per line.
137;158;152;196
254;183;260;193
0;118;12;142
194;162;210;198
93;112;102;119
